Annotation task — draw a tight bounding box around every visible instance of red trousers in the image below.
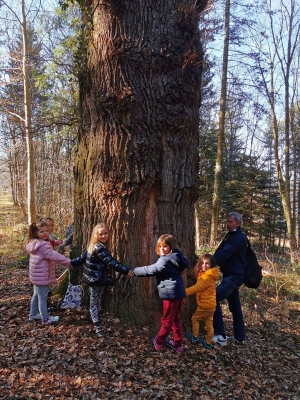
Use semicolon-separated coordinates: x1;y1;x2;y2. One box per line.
156;298;183;347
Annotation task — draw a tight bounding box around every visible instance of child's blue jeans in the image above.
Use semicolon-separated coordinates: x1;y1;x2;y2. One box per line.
30;285;49;321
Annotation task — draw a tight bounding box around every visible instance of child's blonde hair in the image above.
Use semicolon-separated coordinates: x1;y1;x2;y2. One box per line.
28;221;48;241
155;234;178;255
193;253;216;278
87;222;110;253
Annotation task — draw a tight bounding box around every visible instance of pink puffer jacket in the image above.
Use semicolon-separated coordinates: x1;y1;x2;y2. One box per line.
26;239;70;286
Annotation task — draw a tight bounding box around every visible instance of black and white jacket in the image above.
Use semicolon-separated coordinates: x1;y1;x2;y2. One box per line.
71;242;129;286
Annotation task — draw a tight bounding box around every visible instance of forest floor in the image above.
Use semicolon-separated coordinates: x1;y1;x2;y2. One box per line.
0;194;300;400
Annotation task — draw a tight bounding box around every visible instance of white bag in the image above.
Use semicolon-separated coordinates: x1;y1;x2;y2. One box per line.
61;270;83;311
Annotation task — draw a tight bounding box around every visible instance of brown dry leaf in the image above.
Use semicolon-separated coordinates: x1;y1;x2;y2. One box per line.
235;382;245;395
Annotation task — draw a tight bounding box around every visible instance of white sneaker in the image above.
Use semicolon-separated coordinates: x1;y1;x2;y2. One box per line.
42;316;59;325
29;314;42;321
212;334;227;346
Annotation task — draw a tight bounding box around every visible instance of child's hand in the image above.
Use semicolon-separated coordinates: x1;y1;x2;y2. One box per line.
127;270;134;278
69;264;74;270
57;244;65;254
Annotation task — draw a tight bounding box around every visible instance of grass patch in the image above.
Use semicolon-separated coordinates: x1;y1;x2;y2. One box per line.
0;194;27;265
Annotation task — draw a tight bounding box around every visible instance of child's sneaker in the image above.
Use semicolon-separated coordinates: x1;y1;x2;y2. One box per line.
42;316;59;325
94;324;105;337
165;338;184;354
152;336;163;352
212;334;227;346
29;314;42;321
202;339;213;349
186;332;200;343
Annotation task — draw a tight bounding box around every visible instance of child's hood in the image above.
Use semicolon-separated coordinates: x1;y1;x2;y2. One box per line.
200;266;219;281
26;239;48;254
168;249;189;270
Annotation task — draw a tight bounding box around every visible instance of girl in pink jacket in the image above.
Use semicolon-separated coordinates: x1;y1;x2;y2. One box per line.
26;221;72;325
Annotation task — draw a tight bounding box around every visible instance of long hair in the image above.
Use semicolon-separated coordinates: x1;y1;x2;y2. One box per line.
28;221;48;241
87;222;110;253
193;253;216;278
155;234;178;255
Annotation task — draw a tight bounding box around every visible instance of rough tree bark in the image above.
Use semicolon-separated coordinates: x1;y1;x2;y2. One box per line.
74;0;209;325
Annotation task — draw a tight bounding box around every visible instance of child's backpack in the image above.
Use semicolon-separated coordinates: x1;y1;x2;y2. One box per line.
243;238;263;289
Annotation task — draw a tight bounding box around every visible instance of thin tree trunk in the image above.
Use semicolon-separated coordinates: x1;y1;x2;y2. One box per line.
210;0;230;246
21;0;36;224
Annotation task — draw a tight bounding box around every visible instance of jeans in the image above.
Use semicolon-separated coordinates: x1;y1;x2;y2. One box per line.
213;275;245;342
30;285;49;321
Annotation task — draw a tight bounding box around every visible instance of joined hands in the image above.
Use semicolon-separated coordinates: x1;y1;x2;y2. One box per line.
127;270;134;278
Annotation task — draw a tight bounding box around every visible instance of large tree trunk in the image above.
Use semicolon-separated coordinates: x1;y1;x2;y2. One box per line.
75;0;208;326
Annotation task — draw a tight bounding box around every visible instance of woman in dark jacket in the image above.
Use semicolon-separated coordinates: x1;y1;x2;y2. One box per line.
71;223;129;336
131;234;189;354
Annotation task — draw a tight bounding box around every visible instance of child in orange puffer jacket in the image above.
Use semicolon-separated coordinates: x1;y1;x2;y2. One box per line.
185;253;219;348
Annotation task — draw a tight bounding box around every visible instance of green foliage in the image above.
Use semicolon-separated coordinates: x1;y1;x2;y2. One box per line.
277;274;300;302
59;0;84;11
256;266;300;302
195;245;215;256
240;286;261;309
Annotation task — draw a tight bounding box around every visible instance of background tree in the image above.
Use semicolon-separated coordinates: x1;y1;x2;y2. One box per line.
0;0;80;228
194;0;300;257
210;0;230;246
243;0;300;261
0;0;40;222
